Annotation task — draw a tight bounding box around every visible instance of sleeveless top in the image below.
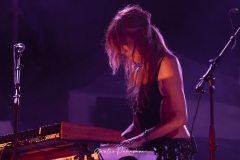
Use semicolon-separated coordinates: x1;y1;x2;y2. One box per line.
136;56;165;132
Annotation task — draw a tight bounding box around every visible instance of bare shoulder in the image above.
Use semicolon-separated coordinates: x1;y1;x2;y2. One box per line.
162;53;180;67
158;53;182;80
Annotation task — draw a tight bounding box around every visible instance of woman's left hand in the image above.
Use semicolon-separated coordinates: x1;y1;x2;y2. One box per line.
118;133;145;149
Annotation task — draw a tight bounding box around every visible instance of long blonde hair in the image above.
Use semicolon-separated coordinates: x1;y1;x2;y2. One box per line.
105;5;172;111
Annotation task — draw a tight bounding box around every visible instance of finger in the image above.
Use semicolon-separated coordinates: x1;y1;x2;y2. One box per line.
127;141;137;149
118;141;128;147
124;141;132;147
117;143;123;147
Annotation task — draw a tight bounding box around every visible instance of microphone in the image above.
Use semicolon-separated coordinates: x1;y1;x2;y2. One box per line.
14;43;25;53
230;8;239;14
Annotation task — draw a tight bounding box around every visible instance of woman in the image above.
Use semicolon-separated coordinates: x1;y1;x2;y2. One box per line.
105;5;193;160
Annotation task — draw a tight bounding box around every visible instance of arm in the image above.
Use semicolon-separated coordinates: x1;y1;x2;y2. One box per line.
119;54;188;148
147;54;188;140
121;112;141;140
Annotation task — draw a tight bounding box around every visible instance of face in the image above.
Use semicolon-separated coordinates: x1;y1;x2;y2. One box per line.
121;45;141;63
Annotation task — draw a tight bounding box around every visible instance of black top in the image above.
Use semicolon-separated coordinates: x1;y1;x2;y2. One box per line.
136;57;165;132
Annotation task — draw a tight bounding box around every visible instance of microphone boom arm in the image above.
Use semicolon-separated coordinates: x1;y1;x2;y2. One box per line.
195;26;240;160
195;26;240;92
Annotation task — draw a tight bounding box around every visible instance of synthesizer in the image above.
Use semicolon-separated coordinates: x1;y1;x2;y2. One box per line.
0;122;121;160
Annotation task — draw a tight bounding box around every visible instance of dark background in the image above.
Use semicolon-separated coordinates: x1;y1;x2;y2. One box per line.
0;0;240;159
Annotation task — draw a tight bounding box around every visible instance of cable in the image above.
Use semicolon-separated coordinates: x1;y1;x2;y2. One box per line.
184;90;204;159
98;152;104;160
0;142;11;160
95;148;104;160
190;90;204;136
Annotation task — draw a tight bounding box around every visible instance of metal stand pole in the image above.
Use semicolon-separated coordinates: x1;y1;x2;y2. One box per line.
208;74;217;160
11;43;25;160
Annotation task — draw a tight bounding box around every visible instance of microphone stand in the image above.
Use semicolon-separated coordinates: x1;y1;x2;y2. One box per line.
195;26;240;160
10;44;24;160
